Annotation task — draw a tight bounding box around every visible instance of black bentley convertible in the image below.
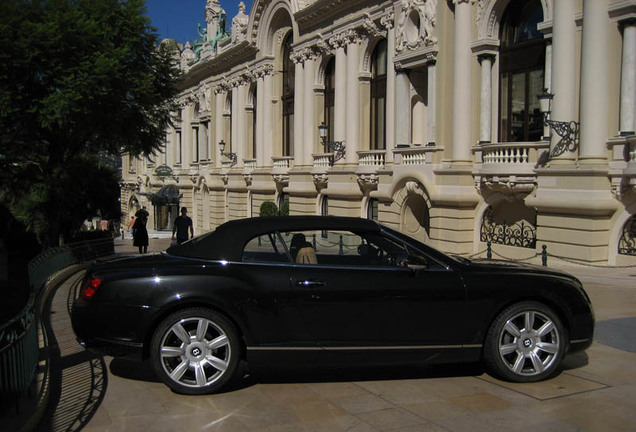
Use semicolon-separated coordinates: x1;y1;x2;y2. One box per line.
71;216;594;394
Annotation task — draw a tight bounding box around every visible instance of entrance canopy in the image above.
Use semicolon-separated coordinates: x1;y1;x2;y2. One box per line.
145;185;181;206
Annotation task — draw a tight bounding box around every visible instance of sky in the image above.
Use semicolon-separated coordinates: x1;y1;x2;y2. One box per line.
145;0;253;45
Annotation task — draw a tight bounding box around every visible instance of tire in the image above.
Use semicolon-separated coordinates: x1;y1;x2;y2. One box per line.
483;301;566;382
150;308;242;395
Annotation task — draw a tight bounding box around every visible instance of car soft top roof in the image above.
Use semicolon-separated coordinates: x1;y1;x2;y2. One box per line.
166;216;382;261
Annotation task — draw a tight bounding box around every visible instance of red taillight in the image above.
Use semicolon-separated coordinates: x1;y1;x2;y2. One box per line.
79;277;102;303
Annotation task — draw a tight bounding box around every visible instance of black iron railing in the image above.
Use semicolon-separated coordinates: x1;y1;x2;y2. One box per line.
480;207;537;249
618;216;636;256
0;237;114;425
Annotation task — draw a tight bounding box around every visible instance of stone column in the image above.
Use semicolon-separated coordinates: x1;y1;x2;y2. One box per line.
334;42;347;143
231;85;240;163
579;0;609;161
427;58;437;146
478;54;495;144
293;54;305;165
550;0;577;160
256;76;265;166
183;104;192;166
395;68;410;146
263;72;274;167
620;19;636;135
345;34;361;164
452;0;473;162
303;55;316;165
543;40;552;140
385;20;396;161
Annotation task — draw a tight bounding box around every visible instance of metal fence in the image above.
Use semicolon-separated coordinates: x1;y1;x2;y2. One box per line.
0;237;114;424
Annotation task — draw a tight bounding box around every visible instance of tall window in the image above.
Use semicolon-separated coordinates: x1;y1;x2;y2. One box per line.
282;33;294;156
499;0;544;142
192;125;199;163
367;198;378;221
324;58;335;143
175;130;182;165
370;39;387;150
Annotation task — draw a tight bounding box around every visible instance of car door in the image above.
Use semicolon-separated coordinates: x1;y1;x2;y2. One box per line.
234;232;311;346
288;229;467;349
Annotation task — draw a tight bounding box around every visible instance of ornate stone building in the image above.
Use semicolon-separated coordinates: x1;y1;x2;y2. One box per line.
121;0;636;265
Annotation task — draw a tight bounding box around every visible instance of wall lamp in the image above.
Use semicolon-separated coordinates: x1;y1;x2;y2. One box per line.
218;140;237;167
537;89;579;155
318;122;346;166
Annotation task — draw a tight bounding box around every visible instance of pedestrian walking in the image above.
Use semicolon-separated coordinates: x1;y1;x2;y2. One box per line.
132;215;149;254
128;216;135;238
172;207;194;245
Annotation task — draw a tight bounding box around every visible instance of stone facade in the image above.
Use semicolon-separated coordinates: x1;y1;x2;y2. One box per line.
121;0;636;266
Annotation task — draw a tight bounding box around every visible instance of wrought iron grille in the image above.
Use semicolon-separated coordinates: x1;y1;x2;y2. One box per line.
480;207;537;249
618;216;636;256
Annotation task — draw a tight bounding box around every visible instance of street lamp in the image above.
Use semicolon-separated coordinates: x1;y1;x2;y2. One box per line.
318;122;346;166
218;140;237;167
537;88;579;150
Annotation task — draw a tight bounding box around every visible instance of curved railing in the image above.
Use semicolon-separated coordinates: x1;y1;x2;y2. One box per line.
0;237;114;428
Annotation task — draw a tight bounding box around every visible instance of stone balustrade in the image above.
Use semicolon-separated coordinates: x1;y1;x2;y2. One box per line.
357;150;386;167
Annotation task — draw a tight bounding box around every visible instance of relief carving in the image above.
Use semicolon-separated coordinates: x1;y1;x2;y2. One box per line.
395;0;438;53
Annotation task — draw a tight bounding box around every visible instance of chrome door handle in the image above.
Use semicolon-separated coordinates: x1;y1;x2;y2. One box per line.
296;280;326;287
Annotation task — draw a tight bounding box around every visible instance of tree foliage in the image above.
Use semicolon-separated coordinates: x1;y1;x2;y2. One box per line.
0;0;181;247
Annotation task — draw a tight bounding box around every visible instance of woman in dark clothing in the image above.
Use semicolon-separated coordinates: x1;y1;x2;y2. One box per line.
132;216;149;254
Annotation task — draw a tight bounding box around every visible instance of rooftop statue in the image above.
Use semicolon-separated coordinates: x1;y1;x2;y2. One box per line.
231;2;249;44
192;24;208;62
209;8;229;54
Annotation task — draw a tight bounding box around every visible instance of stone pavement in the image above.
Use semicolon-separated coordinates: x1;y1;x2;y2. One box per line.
36;236;636;432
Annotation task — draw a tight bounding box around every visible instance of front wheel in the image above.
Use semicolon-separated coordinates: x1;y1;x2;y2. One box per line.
150;308;241;394
483;301;567;382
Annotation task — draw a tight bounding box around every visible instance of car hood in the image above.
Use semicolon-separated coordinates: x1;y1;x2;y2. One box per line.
465;258;580;282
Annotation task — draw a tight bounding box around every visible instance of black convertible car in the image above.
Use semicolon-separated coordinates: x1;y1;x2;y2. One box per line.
72;216;594;394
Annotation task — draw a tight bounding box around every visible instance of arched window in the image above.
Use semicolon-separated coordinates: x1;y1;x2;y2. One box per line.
324;58;335;143
282;33;294;156
370;39;387;150
499;0;544;142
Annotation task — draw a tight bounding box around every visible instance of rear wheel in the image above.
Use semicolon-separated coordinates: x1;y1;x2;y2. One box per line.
483;301;566;382
150;308;241;394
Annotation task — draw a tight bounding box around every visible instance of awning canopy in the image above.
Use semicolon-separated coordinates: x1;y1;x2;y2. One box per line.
142;185;181;206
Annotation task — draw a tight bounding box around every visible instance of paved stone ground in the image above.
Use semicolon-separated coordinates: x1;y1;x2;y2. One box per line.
40;236;636;432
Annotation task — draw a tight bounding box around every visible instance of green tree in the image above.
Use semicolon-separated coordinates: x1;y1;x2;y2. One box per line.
259;201;278;217
0;0;180;248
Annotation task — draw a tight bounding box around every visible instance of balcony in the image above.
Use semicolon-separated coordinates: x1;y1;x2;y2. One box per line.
473;141;549;195
271;156;294;184
356;150;387;188
393;146;438;165
609;135;636;199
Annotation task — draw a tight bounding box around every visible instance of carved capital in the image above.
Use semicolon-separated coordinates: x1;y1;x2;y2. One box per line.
363;16;387;38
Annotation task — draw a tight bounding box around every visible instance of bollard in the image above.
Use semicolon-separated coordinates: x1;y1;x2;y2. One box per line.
487;242;492;260
542;244;547;266
339;235;343;255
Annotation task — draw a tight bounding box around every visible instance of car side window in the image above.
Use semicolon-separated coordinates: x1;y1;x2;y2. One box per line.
280;229;422;268
241;233;290;263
